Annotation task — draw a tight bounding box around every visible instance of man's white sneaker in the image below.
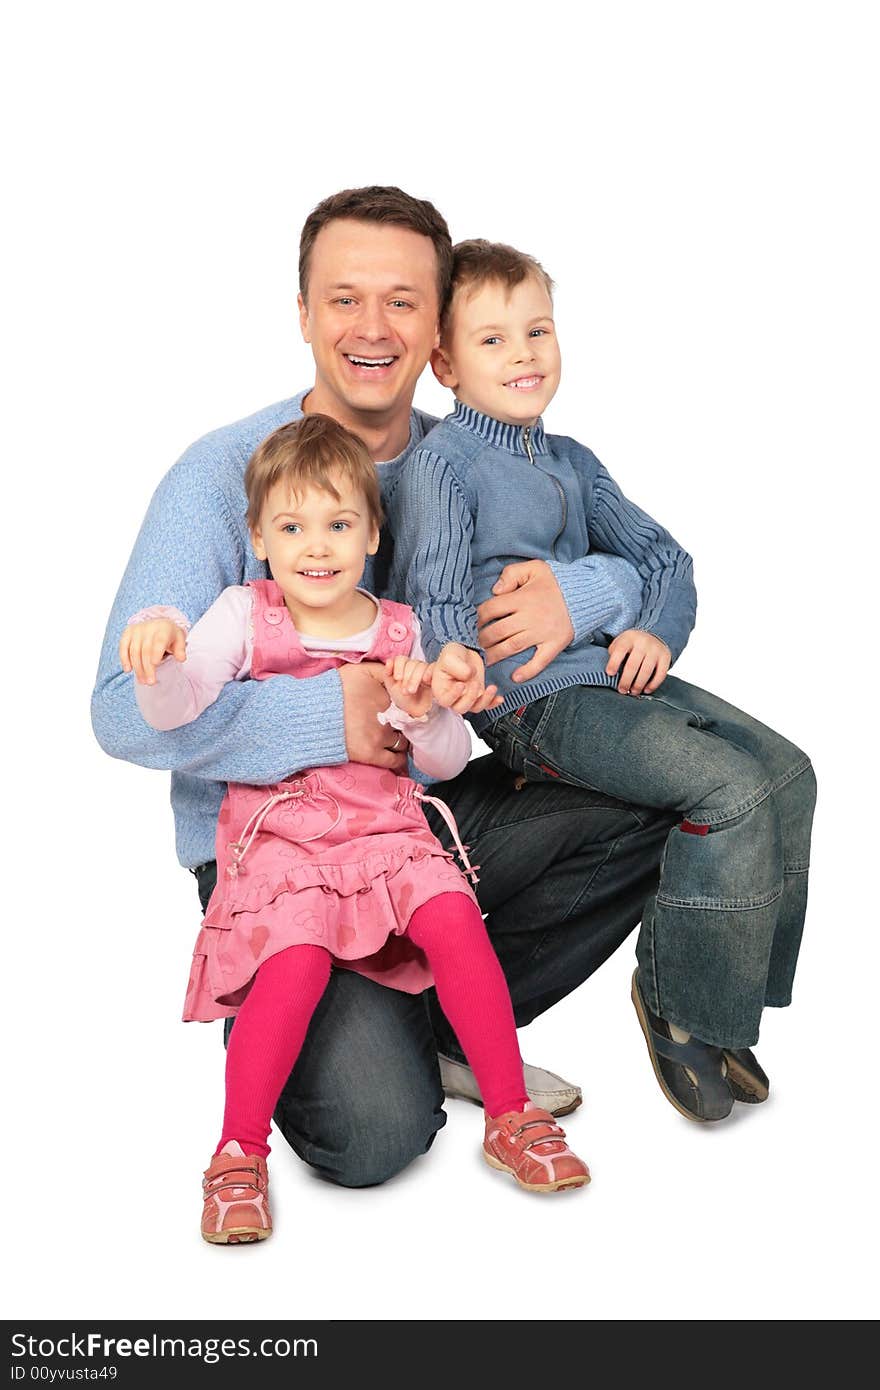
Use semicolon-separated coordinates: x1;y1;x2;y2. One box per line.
438;1054;583;1118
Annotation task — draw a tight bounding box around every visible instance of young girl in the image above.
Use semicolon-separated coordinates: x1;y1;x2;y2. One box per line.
120;414;590;1243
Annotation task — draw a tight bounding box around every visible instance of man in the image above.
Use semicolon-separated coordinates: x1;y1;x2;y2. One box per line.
92;187;767;1185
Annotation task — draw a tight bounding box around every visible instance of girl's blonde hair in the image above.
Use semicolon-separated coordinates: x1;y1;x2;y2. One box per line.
245;414;383;532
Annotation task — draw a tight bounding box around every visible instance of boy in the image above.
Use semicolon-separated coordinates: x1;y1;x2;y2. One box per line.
387;240;816;1121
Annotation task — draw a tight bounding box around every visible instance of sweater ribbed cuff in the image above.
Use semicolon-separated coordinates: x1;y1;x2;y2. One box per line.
548;561;624;646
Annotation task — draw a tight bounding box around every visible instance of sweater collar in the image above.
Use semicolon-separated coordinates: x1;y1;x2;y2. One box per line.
449;399;548;456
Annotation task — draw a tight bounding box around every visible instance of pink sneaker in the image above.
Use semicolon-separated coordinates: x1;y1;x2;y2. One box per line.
483;1106;590;1193
201;1141;272;1244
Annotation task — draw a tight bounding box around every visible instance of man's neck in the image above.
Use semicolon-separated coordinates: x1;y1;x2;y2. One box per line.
302;386;413;462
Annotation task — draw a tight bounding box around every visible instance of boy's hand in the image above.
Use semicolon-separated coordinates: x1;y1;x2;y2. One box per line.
119;619;187;685
432;642;502;715
383;654;435;719
606;630;671;696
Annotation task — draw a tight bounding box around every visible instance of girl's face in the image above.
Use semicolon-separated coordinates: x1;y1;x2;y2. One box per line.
251;471;379;622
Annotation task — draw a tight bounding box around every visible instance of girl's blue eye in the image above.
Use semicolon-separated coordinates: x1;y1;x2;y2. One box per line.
483;336;501;346
283;524;301;534
329;521;349;532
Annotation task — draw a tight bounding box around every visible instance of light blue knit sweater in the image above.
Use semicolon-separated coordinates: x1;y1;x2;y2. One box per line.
92;390;647;867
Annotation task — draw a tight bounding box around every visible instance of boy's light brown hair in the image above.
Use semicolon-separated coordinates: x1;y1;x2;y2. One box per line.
244;415;383;533
298;186;454;311
441;239;555;340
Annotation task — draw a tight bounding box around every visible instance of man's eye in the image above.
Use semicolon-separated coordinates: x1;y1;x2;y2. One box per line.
389;299;412;309
334;297;356;306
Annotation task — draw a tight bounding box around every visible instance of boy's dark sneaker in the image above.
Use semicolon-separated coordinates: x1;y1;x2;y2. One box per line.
723;1047;770;1103
631;970;734;1122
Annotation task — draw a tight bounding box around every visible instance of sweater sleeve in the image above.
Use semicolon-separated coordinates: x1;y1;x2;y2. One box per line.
91;454;347;784
391;449;480;663
546;553;644;646
577;455;697;663
133;586;254;731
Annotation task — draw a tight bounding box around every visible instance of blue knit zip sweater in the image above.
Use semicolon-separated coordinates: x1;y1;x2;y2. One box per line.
385;400;697;732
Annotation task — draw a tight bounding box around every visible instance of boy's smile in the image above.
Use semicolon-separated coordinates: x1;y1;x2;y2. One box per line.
433;276;562;426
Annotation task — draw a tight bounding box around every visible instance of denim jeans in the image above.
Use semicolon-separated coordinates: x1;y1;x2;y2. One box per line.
484;677;817;1049
196;751;674;1186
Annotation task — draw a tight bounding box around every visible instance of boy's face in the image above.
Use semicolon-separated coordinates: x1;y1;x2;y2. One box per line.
251;472;379;619
434;275;561;426
298;219;441;427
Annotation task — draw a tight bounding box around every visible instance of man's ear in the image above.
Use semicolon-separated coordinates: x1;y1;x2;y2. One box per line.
251;525;268;562
431;345;458;389
297;292;311;344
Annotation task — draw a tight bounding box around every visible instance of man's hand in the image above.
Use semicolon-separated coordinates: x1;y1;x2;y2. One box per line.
339;662;409;770
119;619;187;685
382;654;434;719
605;630;671;696
476;560;574;683
432;642;502;715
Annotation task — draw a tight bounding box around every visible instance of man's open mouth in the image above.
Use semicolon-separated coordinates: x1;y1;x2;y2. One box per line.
344;354;398;370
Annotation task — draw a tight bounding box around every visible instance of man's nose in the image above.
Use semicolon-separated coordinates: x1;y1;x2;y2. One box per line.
355;298;391;342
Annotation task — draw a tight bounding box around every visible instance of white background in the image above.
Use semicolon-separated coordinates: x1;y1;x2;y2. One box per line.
5;0;877;1322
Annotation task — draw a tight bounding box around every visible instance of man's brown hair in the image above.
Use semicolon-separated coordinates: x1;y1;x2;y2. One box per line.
245;414;383;533
298;186;453;310
441;239;555;339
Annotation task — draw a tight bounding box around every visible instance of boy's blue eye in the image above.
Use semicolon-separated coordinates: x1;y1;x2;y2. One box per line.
283;524;301;534
529;328;548;337
482;336;501;346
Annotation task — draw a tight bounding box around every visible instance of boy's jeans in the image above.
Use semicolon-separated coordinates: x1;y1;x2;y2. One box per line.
483;677;817;1050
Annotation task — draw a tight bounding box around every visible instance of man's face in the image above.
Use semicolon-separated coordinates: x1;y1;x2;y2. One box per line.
436;276;561;426
299;219;441;423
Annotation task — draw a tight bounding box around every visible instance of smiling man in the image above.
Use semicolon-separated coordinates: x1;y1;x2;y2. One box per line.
92;187;675;1187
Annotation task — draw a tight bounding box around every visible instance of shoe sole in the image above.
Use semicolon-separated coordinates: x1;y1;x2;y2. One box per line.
723;1052;770;1104
443;1088;583;1120
202;1227;272;1245
483;1149;590;1193
631;970;723;1124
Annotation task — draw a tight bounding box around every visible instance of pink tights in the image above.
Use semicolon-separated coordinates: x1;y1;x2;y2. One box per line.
218;892;528;1157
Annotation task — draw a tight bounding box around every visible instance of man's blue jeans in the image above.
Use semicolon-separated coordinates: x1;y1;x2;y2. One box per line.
484;677;817;1050
200;751;674;1186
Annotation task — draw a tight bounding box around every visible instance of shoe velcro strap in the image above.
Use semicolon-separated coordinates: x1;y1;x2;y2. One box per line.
204;1163;264;1193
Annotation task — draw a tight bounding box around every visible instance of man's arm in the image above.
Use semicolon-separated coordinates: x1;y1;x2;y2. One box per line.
91;452;348;784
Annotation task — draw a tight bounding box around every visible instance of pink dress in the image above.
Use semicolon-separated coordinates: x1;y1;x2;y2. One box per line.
183;580;479;1022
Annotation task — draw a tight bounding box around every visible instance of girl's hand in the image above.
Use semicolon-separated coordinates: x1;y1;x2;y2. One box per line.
382;654;435;718
432;642;503;715
119;619;187;685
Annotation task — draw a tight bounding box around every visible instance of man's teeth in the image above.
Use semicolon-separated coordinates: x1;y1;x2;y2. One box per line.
346;355;395;367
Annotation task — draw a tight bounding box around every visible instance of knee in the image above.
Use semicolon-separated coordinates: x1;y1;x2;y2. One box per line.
334;1100;445;1188
286;1081;446;1189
